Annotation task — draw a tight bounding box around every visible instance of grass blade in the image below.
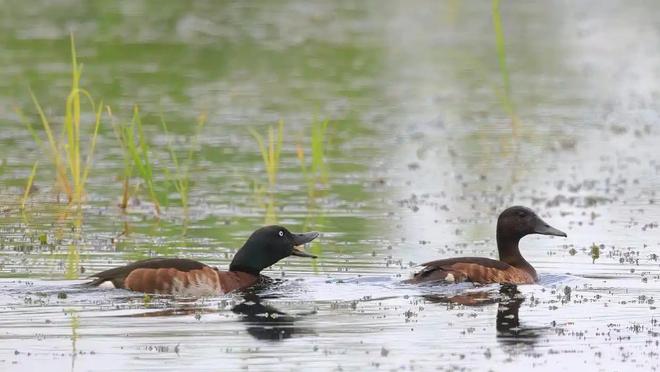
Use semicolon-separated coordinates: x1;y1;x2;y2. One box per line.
21;161;39;209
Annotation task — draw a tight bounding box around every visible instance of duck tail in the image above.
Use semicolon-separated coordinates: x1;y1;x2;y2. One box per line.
78;276;109;287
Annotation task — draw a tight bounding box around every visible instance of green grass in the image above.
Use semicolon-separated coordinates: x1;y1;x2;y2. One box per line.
65;244;80;279
492;0;520;135
23;33;103;208
20;161;39;210
113;105;161;215
161;112;207;221
108;106;134;211
249;120;287;224
297;119;330;197
310;119;330;184
249;120;284;190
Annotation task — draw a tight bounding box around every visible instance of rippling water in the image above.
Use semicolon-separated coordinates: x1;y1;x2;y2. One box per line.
1;1;659;371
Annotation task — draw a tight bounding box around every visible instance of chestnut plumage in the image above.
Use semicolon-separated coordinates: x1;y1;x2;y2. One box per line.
87;225;318;296
406;206;566;285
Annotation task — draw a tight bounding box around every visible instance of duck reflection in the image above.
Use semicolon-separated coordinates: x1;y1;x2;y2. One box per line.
424;284;546;346
231;293;316;341
494;285;545;345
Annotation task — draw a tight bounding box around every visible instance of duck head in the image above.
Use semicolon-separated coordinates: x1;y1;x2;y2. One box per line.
229;225;319;275
497;206;567;241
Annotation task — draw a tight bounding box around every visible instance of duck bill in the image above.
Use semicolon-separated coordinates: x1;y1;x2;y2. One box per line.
291;231;319;258
534;219;567;237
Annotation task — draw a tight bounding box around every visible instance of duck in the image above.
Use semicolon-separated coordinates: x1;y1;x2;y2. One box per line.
86;225;319;296
405;206;566;285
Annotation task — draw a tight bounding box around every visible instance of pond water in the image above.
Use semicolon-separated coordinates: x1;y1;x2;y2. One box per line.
1;1;659;371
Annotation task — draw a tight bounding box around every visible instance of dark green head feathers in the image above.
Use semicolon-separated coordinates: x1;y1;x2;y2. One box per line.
229;225;319;275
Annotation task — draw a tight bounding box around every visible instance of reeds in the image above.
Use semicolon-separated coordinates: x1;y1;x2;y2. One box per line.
20;161;39;210
113;105;161;215
492;0;520;135
108;106;134;211
249;120;284;190
310;119;329;184
161;113;207;219
297;119;330;197
24;33;103;208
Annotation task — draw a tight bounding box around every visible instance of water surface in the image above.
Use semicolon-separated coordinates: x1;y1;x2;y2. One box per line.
1;1;659;371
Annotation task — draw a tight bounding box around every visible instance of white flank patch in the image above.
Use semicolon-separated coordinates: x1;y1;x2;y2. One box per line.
445;273;455;283
97;281;116;289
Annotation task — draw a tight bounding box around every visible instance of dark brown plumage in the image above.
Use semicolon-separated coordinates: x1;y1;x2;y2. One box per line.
405;206;566;285
87;226;318;296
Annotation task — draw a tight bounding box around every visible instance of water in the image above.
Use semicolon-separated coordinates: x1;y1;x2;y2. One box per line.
1;1;659;371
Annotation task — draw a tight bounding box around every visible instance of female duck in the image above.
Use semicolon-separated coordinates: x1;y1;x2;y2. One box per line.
87;225;318;296
406;206;566;285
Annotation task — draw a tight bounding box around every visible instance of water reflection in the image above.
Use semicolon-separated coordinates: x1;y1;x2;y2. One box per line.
66;308;80;372
494;285;546;346
115;290;315;342
425;285;546;347
231;293;315;341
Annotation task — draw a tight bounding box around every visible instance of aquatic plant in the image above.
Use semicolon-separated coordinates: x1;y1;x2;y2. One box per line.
590;243;601;263
491;0;520;135
66;307;80;370
113;105;161;215
161;112;207;220
249;120;284;190
108;107;134;211
310;119;330;184
24;33;103;208
248;120;284;224
65;243;80;279
296;119;330;197
20;161;39;210
296;143;309;189
303;205;325;272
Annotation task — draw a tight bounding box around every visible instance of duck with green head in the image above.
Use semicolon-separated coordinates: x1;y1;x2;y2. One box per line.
87;226;319;296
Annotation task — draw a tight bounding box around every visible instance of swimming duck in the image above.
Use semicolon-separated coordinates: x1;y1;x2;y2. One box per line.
405;206;566;285
87;225;319;296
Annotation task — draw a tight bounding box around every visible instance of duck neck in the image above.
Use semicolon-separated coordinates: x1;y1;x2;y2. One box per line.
228;263;261;276
496;232;536;279
229;244;265;276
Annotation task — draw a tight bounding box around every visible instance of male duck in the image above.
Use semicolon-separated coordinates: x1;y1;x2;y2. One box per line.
88;225;318;296
405;206;566;285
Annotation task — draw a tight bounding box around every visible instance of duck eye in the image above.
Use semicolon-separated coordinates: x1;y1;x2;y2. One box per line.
278;231;284;237
517;211;527;218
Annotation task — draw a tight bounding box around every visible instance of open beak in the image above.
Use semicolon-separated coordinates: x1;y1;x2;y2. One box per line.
290;231;319;258
534;218;567;237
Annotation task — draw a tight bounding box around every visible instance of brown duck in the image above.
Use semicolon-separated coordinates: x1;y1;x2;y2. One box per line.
87;226;318;296
405;206;566;285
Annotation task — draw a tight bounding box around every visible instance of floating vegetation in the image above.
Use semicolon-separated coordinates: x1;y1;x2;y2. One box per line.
161;112;207;222
590;243;601;263
491;0;520;135
143;293;153;307
23;33;103;208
